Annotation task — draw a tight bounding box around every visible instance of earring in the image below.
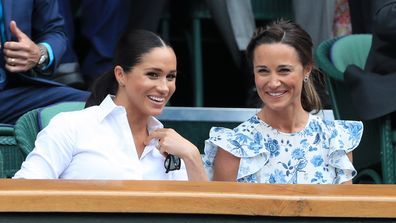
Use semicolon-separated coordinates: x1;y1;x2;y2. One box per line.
303;75;309;83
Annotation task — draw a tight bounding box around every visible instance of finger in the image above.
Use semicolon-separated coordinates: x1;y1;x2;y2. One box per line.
5;63;24;73
4;50;26;59
158;145;168;156
3;41;26;52
6;57;18;66
144;129;167;145
9;21;28;41
144;134;157;145
153;142;167;156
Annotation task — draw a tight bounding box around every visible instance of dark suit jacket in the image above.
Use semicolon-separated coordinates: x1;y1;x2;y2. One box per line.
345;0;396;120
364;0;396;74
1;0;66;87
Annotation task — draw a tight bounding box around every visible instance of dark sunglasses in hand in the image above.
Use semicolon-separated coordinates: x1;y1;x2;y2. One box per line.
164;154;181;173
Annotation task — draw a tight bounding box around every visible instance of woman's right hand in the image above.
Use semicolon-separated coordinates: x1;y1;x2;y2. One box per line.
145;128;208;181
145;128;198;159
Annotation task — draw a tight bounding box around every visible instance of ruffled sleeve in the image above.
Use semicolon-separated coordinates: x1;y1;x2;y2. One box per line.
325;120;364;183
202;116;270;181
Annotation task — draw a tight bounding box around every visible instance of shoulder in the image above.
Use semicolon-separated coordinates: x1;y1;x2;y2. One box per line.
307;115;363;151
203;115;270;180
308;115;363;134
207;115;268;157
209;115;262;139
47;106;99;129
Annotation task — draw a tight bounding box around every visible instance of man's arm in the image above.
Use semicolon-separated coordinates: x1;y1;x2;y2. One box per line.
2;0;66;75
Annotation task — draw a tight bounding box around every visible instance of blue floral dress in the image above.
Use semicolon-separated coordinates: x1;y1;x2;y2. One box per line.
203;114;363;184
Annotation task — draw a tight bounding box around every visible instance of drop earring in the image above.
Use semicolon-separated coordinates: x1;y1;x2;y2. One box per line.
303;75;309;83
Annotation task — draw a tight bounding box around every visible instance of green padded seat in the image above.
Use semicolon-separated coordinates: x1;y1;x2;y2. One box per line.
38;101;85;129
330;34;372;74
14;109;41;157
0;124;24;178
14;102;86;157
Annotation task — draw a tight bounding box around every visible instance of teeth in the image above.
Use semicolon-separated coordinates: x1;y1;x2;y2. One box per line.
148;96;165;102
268;92;284;96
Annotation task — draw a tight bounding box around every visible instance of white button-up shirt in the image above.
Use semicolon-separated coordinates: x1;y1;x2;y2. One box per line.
13;95;188;180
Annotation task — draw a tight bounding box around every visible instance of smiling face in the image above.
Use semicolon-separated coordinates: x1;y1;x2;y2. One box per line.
115;46;177;118
253;43;310;113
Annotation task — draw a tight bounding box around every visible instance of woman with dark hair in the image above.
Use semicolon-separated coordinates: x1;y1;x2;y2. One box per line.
203;20;363;184
14;30;208;181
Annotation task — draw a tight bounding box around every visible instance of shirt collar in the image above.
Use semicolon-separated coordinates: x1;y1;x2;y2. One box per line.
97;94;164;130
98;95;165;159
97;95;125;122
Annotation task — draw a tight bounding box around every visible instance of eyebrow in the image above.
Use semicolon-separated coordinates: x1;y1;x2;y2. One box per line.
146;67;163;72
254;65;268;69
146;67;177;74
278;64;293;68
254;64;295;71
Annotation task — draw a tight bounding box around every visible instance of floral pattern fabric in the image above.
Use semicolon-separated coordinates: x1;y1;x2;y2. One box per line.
203;114;363;184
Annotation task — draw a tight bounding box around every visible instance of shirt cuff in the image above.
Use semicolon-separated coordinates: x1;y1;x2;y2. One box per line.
39;42;54;70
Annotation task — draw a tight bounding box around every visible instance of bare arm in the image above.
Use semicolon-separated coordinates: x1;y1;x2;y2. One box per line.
213;147;240;181
179;146;208;181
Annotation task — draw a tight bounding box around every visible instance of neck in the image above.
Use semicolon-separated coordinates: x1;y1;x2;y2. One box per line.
113;93;150;131
128;113;149;159
113;94;150;158
127;113;149;132
259;106;309;133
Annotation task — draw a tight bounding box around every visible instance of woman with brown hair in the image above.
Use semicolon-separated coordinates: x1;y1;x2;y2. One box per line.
203;20;363;184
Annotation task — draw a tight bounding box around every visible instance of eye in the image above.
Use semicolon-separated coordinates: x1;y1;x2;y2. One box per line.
278;68;291;74
166;73;177;81
146;72;159;79
256;68;269;74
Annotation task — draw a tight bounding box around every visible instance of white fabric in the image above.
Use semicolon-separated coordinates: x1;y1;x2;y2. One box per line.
13;95;188;180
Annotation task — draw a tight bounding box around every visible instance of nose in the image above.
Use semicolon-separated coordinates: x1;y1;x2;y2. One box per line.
157;78;170;94
267;75;281;89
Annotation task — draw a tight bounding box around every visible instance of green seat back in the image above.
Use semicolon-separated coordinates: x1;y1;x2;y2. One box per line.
330;34;372;73
14;110;40;157
14;102;86;157
38;101;85;129
0;124;24;178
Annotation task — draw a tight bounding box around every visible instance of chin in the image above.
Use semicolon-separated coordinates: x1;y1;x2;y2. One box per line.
265;103;287;112
149;107;164;117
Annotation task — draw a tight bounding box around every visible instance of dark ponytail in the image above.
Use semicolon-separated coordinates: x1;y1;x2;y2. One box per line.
84;29;171;108
85;71;118;108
